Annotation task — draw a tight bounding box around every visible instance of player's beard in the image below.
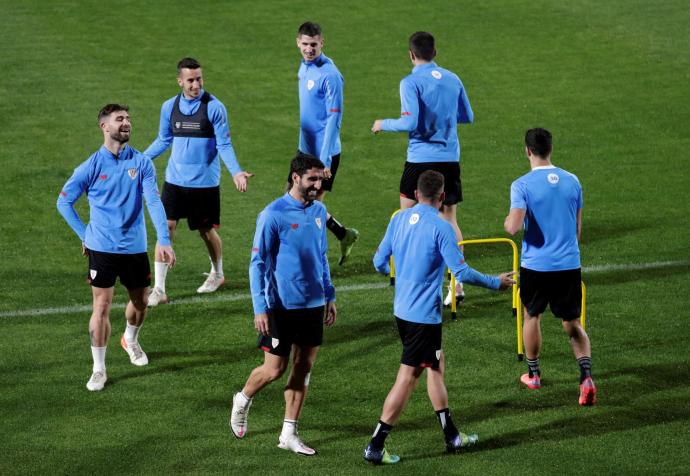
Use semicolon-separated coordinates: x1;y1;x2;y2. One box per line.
299;184;318;204
110;129;130;144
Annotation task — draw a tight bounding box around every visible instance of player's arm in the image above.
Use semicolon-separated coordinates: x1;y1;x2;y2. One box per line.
504;180;527;235
372;78;418;133
320;210;337;326
141;158;175;267
319;73;343;169
457;80;474;124
372;217;395;275
440;224;513;290
56;161;90;244
209;101;253;192
143;101;174;159
576;207;582;242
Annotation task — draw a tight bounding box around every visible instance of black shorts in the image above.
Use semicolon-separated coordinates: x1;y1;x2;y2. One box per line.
257;306;325;357
520;267;582;320
87;250;151;290
396;317;442;369
399;161;462;205
289;152;340;192
161;182;220;231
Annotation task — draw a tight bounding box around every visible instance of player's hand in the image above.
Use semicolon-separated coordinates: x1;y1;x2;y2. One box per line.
81;243;89;256
159;244;176;268
324;301;337;327
497;271;517;291
233;171;254;192
323;167;332;179
254;313;270;336
371;120;383;134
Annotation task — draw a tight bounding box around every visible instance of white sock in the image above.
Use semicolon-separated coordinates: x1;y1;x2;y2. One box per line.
210;257;223;276
281;419;298;438
124;323;139;343
154;261;168;292
91;346;106;373
237;391;251;406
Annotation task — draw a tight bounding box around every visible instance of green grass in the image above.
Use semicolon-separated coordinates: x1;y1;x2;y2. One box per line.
1;0;690;474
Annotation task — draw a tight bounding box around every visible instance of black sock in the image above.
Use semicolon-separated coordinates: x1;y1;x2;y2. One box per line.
435;408;459;442
326;216;347;240
369;420;393;450
527;358;540;378
577;356;592;383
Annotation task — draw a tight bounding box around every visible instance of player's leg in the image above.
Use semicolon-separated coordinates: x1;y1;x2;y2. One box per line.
521;310;543;388
197;227;225;293
194;186;224;293
87;286;113;391
230;352;289;438
120;253;152;366
426;352;478;451
278;344;319;455
318;155;359;266
150;182;180;306
364;363;421;464
553;269;595;405
519;268;546;388
365;317;425;464
85;250;118;391
440;163;465;303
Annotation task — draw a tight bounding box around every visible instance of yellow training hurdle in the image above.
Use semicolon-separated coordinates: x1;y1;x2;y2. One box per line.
387;209;587;360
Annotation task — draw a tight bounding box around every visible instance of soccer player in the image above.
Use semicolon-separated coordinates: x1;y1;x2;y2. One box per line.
57;104;176;391
295;21;359;265
372;31;473;305
145;57;253;306
230;153;337;456
364;171;514;464
504;128;596;406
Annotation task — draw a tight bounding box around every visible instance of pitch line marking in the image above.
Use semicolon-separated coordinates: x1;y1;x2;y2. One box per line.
1;260;688;319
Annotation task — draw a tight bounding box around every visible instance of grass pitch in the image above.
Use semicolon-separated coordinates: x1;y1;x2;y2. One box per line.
1;1;689;474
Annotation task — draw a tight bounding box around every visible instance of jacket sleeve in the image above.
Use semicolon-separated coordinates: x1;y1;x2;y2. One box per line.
249;210;277;314
141;157;171;246
56;161;91;242
381;78;418;132
318;73;343;168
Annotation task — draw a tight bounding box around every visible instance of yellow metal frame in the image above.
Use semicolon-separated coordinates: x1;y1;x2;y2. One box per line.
387;210;587;360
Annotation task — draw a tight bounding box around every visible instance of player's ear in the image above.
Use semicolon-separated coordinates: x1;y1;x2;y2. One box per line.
414;189;419;202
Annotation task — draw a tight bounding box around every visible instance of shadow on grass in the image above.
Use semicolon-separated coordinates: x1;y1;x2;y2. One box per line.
110;345;256;384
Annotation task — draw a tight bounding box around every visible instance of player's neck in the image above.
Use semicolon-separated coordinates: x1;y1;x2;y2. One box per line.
530;156;552;169
103;139;126;157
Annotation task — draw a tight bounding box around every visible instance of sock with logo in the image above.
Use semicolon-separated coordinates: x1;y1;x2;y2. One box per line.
369;420;393;450
527;357;541;378
435;408;459;443
326;216;347;240
577;356;592;383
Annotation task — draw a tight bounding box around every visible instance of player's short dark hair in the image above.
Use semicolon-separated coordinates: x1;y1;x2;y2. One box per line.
409;31;436;61
417;170;444;200
290;152;325;180
525;128;553;158
298;21;322;37
177;57;201;74
98;104;129;124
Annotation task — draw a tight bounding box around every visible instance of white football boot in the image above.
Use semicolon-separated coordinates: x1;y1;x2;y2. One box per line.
230;392;252;438
120;336;149;366
147;287;168;307
278;433;317;456
197;272;225;294
86;370;107;391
